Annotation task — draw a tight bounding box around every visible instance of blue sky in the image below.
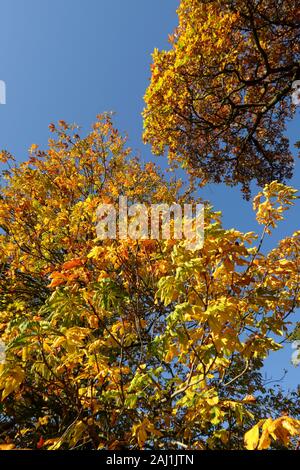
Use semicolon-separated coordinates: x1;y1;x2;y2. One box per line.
0;0;299;389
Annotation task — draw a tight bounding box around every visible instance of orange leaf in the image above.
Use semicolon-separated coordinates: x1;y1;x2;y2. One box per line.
62;258;84;270
0;444;15;450
37;436;44;449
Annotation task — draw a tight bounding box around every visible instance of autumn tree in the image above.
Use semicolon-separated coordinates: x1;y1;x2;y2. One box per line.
143;0;300;197
0;116;299;450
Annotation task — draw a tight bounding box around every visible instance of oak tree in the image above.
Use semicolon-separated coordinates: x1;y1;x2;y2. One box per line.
143;0;300;197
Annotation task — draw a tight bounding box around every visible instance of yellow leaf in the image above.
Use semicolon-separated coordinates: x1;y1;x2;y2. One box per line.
281;417;300;436
132;422;148;448
257;418;277;449
29;143;38;153
0;443;15;450
207;396;219;406
244;423;260;450
1;368;25;401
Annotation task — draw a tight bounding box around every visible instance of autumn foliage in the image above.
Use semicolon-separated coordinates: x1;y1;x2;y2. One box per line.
0;0;300;452
0;116;299;449
143;0;300;197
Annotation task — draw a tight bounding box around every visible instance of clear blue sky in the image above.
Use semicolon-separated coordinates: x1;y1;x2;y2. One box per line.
0;0;299;389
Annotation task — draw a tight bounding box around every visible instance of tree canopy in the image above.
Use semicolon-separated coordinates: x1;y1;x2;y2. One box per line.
143;0;300;197
0;117;300;449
